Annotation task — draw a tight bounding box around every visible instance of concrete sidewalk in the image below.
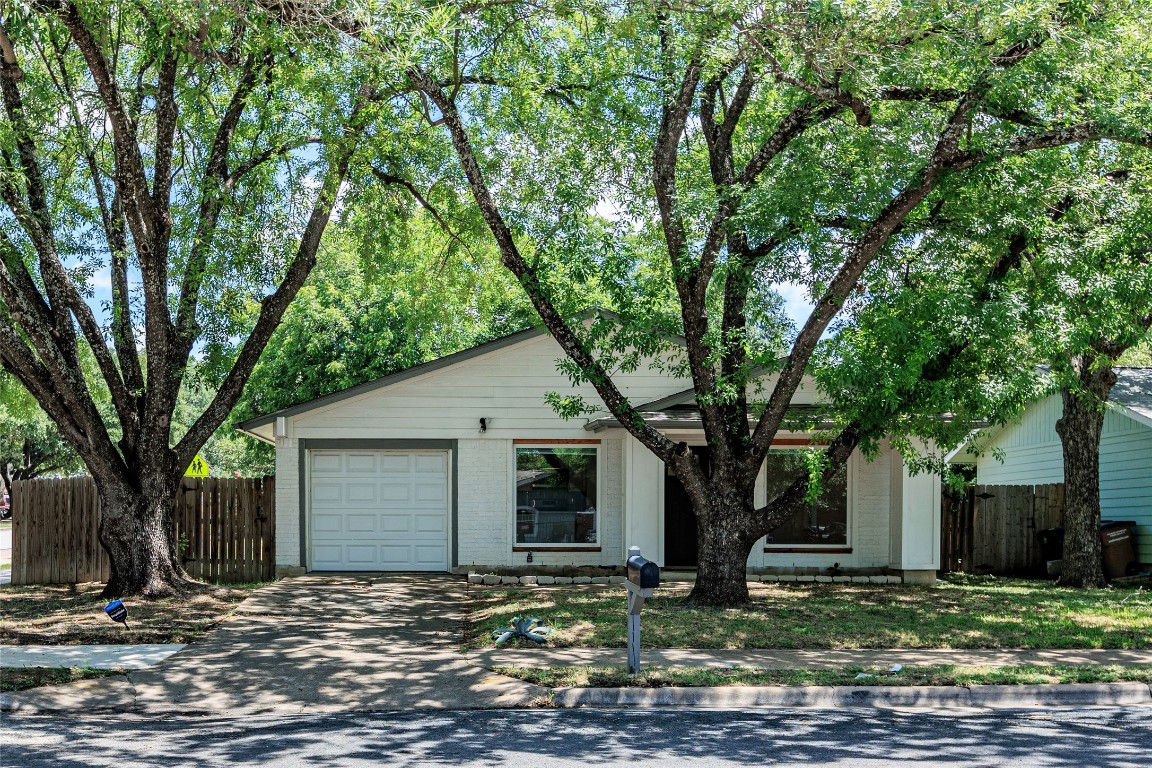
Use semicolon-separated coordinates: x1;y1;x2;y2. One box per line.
0;644;184;669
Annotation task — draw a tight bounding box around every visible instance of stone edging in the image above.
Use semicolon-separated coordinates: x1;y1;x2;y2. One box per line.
468;573;628;586
552;682;1152;709
467;573;907;586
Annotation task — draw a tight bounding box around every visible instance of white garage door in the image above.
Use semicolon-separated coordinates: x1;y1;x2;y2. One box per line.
310;449;449;571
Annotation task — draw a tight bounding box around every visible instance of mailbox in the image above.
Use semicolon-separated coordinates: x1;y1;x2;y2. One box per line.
627;553;660;589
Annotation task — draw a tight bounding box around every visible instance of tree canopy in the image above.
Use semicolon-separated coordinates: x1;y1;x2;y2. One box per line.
369;0;1152;603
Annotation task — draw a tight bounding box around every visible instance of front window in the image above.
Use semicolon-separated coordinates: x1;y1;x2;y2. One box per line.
763;451;848;547
515;446;597;545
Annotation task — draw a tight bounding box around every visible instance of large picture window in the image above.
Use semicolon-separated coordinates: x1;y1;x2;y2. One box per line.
763;451;849;547
515;445;598;545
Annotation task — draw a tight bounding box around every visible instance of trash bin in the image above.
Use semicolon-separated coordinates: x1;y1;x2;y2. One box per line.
1100;521;1138;580
1037;528;1064;562
1036;528;1064;578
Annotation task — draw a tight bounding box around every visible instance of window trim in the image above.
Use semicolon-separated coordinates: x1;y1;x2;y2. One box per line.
762;447;853;552
511;440;602;549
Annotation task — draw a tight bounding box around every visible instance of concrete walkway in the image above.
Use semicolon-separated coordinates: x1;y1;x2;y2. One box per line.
470;647;1152;670
0;644;184;669
1;574;544;716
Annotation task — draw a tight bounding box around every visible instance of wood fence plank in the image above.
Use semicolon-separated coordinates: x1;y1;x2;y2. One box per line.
10;476;274;586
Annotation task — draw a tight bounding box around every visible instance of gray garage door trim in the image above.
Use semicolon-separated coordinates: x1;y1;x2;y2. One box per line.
299;439;458;570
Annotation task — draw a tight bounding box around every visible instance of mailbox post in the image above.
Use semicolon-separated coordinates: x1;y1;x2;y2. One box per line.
624;545;660;674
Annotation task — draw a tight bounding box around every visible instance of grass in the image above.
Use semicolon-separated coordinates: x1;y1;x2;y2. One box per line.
0;666;123;693
496;664;1152;689
466;575;1152;650
0;581;259;645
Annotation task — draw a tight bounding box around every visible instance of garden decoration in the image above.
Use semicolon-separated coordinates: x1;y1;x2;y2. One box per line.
492;616;552;645
104;599;129;629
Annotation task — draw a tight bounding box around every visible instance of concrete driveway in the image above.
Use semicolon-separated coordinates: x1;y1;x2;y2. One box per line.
6;574;544;716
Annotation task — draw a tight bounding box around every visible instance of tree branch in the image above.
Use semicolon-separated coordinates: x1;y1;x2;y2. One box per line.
409;66;679;464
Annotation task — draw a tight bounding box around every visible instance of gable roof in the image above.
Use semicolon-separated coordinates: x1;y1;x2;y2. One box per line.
946;366;1152;462
1112;367;1152;428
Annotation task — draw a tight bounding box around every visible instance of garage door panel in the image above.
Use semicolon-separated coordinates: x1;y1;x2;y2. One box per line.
346;453;378;472
379;545;414;565
415;545;446;565
313;545;342;563
312;483;343;502
345;514;377;533
380;454;411;473
346;483;378;502
415;454;446;473
313;514;343;534
379;514;410;532
414;514;446;533
380;485;411;502
345;545;379;565
311;454;342;473
415;483;446;504
310;449;449;571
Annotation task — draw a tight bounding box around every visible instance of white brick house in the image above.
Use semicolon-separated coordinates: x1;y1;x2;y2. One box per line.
238;322;942;581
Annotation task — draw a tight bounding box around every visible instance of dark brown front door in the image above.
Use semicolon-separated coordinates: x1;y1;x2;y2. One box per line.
663;447;709;567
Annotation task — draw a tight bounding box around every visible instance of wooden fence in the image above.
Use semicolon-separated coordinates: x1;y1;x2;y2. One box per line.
10;476;275;585
941;483;1064;576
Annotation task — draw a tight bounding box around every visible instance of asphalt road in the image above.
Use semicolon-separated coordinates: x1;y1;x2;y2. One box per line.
2;707;1150;767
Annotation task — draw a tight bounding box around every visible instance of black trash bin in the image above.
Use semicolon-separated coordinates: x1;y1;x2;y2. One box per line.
1037;528;1064;563
1100;521;1139;580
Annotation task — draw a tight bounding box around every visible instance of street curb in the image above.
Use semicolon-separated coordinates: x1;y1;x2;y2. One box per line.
552;682;1152;709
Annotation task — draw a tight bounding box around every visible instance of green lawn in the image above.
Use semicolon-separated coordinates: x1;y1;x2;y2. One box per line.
0;666;122;693
467;575;1152;650
497;664;1152;689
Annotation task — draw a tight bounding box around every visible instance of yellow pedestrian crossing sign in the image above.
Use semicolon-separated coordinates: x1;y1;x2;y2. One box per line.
185;454;212;478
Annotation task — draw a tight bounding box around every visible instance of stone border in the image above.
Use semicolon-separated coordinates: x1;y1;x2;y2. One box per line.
467;573;906;586
552;682;1152;709
469;573;628;586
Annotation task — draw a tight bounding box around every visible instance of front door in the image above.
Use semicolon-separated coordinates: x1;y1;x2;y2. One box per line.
663;447;709;568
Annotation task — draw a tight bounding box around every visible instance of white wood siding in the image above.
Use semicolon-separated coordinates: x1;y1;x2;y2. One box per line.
289;334;689;439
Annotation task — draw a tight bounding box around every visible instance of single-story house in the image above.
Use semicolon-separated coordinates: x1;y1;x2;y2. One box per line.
238;320;942;582
948;367;1152;563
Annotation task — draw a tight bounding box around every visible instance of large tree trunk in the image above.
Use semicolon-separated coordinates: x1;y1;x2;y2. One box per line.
687;486;760;607
97;477;191;598
1054;356;1116;589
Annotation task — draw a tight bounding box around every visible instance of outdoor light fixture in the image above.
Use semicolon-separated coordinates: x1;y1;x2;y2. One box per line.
479;417;488;433
526;551;533;563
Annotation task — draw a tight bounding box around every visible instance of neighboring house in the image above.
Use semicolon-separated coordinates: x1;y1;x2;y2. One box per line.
949;367;1152;563
238;320;942;582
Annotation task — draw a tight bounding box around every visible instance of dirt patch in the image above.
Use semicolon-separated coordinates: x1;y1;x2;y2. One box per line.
0;582;255;645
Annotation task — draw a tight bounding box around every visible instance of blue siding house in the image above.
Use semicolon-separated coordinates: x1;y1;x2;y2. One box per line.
952;368;1152;563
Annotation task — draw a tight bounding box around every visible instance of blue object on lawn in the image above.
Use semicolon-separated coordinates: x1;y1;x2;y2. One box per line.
492;616;552;645
104;599;129;628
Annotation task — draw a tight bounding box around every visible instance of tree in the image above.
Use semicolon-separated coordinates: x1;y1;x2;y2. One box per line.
237;213;534;421
1037;162;1152;587
0;370;83;493
829;142;1152;588
377;0;1152;604
0;2;383;596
